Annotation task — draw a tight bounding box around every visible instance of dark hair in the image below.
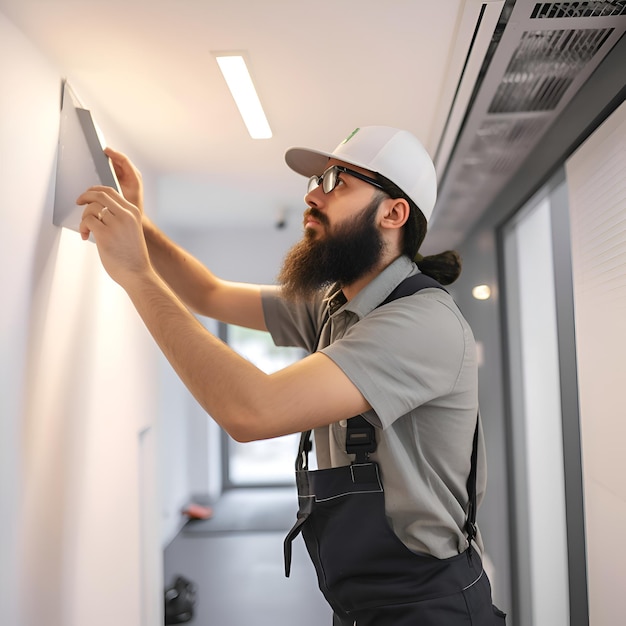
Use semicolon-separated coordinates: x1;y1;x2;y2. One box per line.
375;174;462;285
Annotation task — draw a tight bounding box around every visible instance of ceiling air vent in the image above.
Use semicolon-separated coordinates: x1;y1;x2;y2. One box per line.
489;28;614;113
466;118;550;175
426;0;626;254
530;1;626;19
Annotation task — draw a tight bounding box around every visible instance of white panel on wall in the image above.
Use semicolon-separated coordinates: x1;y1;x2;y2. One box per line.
566;100;626;626
53;81;121;233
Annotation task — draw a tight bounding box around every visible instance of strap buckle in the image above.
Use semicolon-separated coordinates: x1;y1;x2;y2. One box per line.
346;416;377;463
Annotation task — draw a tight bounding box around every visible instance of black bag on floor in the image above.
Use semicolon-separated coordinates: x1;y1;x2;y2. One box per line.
164;575;196;624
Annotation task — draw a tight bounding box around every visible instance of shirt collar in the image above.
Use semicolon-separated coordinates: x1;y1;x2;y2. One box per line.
325;256;418;320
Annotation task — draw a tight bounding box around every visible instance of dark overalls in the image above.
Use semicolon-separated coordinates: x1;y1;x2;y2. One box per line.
283;274;506;625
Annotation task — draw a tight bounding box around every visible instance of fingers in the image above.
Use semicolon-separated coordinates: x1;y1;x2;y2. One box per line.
80;200;110;219
79;203;107;240
104;147;142;180
76;186;132;213
97;206;111;223
103;146;123;159
104;148;125;180
104;146;130;167
102;147;144;211
77;184;146;245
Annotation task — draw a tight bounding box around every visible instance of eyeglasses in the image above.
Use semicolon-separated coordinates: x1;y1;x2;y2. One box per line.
307;165;385;195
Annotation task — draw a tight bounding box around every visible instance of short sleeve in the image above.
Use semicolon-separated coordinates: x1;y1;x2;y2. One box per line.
261;286;324;352
321;291;472;428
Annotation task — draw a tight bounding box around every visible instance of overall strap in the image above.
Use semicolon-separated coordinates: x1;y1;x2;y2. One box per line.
379;272;446;307
345;416;377;463
465;414;480;549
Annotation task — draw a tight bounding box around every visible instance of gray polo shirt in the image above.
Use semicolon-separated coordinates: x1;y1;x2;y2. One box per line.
261;255;486;559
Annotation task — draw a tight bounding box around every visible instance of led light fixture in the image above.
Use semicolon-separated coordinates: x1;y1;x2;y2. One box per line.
472;285;492;301
214;53;272;139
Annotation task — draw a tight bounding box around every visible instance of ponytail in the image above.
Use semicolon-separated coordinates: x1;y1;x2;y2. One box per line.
415;250;462;286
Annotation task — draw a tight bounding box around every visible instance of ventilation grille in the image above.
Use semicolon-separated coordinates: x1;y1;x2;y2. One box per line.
426;0;626;254
488;28;613;113
531;1;626;18
462;118;550;175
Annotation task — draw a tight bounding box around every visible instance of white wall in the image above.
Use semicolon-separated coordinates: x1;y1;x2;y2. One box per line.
566;100;626;626
0;12;165;626
166;218;302;284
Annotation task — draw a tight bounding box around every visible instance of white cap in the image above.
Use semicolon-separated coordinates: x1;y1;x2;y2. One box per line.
285;126;437;222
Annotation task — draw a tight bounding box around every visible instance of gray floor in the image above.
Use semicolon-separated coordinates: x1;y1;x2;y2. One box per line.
164;489;332;626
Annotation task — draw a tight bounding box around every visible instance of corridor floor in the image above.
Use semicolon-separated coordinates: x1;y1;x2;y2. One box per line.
163;489;332;625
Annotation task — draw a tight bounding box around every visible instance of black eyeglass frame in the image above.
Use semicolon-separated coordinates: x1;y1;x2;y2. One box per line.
307;165;386;195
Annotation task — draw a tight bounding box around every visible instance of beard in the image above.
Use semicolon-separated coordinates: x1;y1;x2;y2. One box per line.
277;194;386;302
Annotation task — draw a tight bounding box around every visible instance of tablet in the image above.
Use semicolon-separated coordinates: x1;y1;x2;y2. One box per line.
53;81;121;233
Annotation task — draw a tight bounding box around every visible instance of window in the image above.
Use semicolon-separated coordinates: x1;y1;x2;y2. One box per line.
220;323;305;487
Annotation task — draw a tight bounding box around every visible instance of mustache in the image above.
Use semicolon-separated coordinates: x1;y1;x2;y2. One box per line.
303;207;329;227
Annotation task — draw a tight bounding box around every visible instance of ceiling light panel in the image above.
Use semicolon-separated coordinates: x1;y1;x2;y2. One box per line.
214;53;272;139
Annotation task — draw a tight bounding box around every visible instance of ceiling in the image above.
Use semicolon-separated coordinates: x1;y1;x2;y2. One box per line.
1;0;624;250
0;0;495;232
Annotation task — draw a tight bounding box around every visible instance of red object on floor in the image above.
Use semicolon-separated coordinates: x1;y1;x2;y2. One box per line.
182;503;213;520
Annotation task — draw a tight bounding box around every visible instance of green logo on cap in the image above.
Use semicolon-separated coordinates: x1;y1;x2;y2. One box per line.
341;128;360;145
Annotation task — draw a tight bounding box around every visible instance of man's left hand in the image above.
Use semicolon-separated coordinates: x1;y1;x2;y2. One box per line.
77;185;152;287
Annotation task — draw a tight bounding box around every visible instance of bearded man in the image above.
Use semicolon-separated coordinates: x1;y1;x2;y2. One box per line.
78;126;505;625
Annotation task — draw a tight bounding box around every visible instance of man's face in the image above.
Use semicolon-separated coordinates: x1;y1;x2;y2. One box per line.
277;161;387;301
300;160;383;238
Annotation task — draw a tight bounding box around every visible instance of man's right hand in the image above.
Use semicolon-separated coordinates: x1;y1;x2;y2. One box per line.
105;147;144;214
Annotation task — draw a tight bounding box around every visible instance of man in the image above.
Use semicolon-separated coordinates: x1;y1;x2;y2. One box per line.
78;126;505;625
